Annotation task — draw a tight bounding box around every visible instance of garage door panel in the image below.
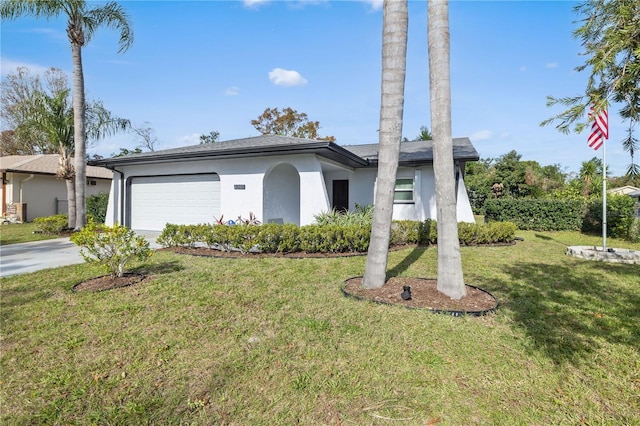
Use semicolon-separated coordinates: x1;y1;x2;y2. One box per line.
130;174;220;231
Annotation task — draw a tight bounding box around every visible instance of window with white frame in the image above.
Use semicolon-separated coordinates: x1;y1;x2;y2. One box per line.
394;178;414;203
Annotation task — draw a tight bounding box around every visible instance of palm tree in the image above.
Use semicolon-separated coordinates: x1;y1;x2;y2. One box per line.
1;0;133;230
19;88;130;228
26;89;76;228
428;0;466;299
362;0;408;289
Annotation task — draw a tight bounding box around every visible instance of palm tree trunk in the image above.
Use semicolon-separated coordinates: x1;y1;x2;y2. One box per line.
65;177;76;228
363;0;408;289
72;42;87;230
428;0;466;299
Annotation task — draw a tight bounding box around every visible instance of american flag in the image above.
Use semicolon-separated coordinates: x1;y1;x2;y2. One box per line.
587;106;608;151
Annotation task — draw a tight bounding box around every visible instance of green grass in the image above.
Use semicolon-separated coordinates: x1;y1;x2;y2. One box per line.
0;222;64;245
1;230;639;425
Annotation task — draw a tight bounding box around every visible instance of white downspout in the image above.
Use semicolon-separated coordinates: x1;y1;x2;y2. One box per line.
19;174;35;202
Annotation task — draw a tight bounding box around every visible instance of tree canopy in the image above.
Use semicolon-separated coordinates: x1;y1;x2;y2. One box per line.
251;107;335;142
542;0;639;176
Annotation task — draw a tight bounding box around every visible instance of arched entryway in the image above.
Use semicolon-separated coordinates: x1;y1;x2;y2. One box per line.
263;163;300;225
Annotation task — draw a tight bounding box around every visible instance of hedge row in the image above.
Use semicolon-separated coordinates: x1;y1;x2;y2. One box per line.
485;198;584;231
157;220;518;254
484;196;637;239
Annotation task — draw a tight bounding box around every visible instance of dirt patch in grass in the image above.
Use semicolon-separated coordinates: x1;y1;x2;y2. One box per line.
72;273;146;292
343;276;497;315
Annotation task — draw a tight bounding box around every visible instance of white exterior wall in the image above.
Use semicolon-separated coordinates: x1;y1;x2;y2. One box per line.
104;155;476;229
4;172;110;221
108;154;332;228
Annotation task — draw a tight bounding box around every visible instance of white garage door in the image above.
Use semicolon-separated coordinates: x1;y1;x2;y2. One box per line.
130;174;220;231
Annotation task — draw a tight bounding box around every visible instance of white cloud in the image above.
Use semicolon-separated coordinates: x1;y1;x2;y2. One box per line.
268;68;308;87
178;133;200;146
243;0;270;8
225;86;241;96
470;130;493;141
361;0;383;11
0;57;55;76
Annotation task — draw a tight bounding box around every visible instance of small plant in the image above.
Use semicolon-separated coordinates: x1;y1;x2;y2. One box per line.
33;214;69;234
70;222;151;278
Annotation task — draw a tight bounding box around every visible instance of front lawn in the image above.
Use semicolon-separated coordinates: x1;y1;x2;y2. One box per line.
1;230;638;424
0;222;64;245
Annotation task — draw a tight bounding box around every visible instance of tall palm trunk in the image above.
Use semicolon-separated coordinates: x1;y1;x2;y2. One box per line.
57;153;76;228
65;177;76;227
363;0;408;289
428;0;466;299
71;42;87;230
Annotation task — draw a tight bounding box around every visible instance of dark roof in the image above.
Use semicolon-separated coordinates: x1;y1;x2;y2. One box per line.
90;135;479;168
343;138;480;166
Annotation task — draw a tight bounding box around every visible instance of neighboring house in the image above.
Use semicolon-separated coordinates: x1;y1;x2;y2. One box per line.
91;135;480;231
626;189;640;218
1;154;112;221
608;185;640;196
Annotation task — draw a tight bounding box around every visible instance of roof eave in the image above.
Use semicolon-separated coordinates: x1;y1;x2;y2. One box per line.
91;141;369;168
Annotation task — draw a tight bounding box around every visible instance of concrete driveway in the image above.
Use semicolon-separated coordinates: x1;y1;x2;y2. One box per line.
0;231;162;278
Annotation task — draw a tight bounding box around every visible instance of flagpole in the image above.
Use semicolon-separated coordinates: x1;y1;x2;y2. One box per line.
602;137;607;251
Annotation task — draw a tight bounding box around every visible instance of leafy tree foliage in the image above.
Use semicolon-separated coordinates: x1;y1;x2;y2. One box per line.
1;67;66;155
1;0;134;230
542;0;639;176
112;147;143;157
251;107;335;141
199;131;220;144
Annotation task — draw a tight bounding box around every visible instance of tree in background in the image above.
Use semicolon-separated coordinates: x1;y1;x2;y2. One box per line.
251;107;335;141
542;0;639;176
414;125;432;141
362;0;408;289
1;0;134;230
132;122;158;152
1;67;66;155
428;0;465;299
578;157;604;197
199;131;220;144
13;73;130;228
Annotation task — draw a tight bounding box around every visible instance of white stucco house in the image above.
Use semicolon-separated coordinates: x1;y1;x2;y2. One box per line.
91;135;480;231
1;154;112;221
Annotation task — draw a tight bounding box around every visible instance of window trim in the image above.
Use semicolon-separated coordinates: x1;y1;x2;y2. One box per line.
394;178;414;204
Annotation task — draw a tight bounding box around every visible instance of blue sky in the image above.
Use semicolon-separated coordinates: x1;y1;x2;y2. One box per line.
0;0;632;176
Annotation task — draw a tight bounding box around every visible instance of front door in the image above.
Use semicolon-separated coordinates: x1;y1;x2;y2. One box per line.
332;180;349;212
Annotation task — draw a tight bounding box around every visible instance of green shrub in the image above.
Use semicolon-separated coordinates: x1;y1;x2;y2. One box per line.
628;218;640;243
313;204;374;226
70;222;151;278
86;192;109;224
33;214;69;234
485;198;583;231
583;195;636;240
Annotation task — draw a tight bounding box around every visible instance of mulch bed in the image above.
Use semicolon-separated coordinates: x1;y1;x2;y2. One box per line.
342;277;497;315
72;273;146;292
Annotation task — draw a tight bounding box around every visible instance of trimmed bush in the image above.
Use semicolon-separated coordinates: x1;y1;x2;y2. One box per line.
158;219;517;254
484;198;583;231
33;214;68;234
583;195;636;240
